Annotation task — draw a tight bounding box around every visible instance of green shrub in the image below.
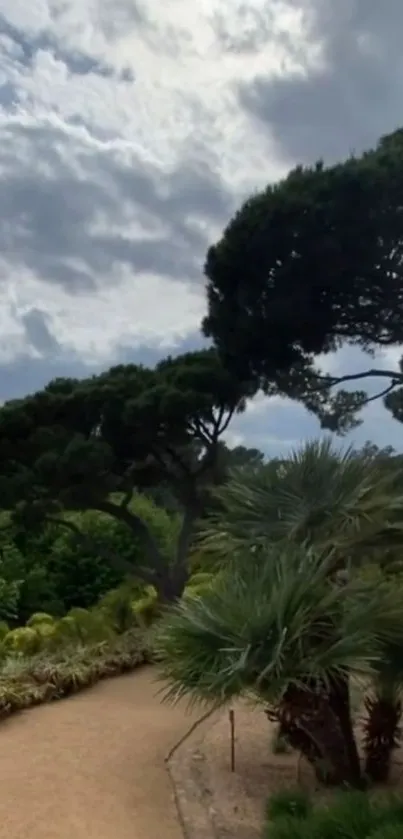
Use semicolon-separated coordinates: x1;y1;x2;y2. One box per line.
264;791;403;839
52;615;81;644
132;587;158;627
266;789;311;822
66;608;114;644
26;612;55;628
2;627;41;656
97;584;139;634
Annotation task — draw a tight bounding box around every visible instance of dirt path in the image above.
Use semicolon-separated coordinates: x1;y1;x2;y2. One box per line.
0;666;201;839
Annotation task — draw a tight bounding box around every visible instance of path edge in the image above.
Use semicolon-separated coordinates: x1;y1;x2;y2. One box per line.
165;705;219;839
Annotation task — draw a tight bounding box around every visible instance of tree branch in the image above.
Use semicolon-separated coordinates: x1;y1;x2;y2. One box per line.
317;369;403;389
358;382;397;406
218;407;235;435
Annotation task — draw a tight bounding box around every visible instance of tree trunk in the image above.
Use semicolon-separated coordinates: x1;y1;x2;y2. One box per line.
274;681;364;788
363;695;402;783
153;504;198;604
154;566;188;604
328;671;363;787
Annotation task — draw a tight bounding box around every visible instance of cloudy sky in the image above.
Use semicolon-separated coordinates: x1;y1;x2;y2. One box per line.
0;0;402;455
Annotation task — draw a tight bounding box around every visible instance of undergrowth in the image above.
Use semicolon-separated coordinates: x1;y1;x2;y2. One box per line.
264;789;403;839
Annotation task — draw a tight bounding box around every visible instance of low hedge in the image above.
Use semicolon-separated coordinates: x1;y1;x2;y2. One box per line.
0;572;216;661
0;629;151;721
0;571;216;722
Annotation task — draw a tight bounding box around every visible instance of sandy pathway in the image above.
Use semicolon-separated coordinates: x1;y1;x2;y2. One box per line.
0;666;200;839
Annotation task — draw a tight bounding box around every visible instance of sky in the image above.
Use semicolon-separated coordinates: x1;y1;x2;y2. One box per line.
0;0;402;456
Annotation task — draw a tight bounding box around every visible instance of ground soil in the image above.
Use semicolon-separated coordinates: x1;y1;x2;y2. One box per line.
0;665;201;839
170;700;403;839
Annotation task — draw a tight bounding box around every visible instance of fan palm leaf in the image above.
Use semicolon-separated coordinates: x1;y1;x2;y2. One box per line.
155;542;403;710
198;439;403;571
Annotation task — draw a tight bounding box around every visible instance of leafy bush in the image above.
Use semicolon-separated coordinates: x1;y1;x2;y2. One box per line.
97;583;141;634
264;791;403;839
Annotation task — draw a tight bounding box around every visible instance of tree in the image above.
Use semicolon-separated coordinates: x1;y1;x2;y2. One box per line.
167;440;403;784
202;127;403;431
0;349;251;602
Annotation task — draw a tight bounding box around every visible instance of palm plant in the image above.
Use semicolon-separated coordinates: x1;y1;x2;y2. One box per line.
158;440;403;786
156;541;403;787
198;439;403;572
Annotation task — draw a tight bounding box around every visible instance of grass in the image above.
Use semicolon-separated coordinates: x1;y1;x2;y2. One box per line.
264;789;403;839
0;628;152;721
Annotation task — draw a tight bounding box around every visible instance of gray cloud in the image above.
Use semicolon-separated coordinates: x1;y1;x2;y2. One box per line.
19;308;60;356
238;0;403;165
0;12;131;79
0;119;234;293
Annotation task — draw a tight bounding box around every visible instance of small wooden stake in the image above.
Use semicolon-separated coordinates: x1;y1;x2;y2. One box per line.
229;707;235;772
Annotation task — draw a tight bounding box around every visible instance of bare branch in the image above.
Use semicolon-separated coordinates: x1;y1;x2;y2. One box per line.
359;382;397;406
218;408;235;435
316;368;403;390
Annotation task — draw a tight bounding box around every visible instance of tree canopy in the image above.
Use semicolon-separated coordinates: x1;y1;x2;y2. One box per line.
0;349;252;601
202;127;403;431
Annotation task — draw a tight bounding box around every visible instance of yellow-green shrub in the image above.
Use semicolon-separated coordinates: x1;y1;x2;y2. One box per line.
2;627;42;656
26;613;55;628
52;615;81;644
97;583;139;634
66;608;114;643
132;586;158;627
33;622;60;652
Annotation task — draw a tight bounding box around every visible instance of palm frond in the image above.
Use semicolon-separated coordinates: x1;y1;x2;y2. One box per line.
155;542;403;710
198;438;403;569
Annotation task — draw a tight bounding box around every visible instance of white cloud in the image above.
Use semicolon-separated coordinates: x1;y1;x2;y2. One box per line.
0;0;401;455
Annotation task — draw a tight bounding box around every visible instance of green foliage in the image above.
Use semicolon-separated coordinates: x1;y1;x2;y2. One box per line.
0;349;251;602
265;791;403;839
0;621;8;641
265;789;311;821
155;541;403;708
2;627;41;656
203;128;403;428
26;613;55;628
132;587;159;628
155;441;403;787
265;816;308;839
0;576;21;622
199;439;403;573
97;583;141;634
